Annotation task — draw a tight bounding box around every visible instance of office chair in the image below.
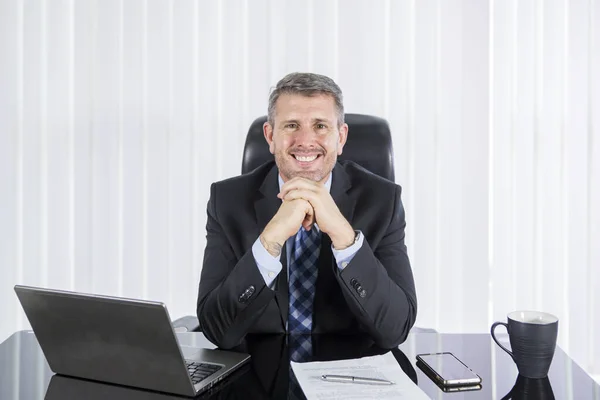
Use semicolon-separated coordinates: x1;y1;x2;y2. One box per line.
173;114;434;334
241;114;394;179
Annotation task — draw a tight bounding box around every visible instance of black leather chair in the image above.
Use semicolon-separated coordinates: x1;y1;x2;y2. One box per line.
242;114;395;180
173;114;434;334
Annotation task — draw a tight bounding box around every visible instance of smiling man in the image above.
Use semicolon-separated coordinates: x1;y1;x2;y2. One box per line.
196;72;417;350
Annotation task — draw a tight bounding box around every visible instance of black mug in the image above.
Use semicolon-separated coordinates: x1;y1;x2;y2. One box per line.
491;311;558;379
500;375;555;400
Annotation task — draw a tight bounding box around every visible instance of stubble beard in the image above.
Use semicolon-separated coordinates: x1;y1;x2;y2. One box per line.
275;152;336;183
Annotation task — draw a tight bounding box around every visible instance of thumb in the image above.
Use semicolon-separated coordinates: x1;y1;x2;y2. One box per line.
302;204;315;231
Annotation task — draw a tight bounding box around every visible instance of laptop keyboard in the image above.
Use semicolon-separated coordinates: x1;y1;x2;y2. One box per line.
186;361;222;385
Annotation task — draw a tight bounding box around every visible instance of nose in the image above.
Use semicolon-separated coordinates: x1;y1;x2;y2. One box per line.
294;125;318;147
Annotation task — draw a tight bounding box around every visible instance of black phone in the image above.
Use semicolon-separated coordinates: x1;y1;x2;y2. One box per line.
416;352;482;388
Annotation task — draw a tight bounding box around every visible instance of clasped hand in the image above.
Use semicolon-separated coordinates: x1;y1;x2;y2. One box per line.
260;178;355;256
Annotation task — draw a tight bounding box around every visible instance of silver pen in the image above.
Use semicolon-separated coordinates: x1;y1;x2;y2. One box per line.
321;374;395;385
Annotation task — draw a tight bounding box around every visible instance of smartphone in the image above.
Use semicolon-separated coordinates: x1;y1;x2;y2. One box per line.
416;360;482;392
416;352;482;387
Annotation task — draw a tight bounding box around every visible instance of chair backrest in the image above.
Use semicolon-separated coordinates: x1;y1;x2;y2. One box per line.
241;114;395;181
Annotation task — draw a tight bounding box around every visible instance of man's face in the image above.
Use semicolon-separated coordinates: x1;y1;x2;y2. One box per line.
263;93;348;183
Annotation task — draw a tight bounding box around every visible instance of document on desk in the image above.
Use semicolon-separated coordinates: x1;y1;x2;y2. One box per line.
290;352;430;400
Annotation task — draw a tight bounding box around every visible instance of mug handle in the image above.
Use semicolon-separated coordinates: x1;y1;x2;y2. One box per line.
491;321;514;360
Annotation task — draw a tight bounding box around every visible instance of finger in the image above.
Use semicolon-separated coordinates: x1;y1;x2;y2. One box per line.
302;213;314;230
279;178;322;199
282;189;318;204
281;178;320;192
285;176;319;187
306;203;315;222
302;214;314;231
304;203;315;229
302;220;313;231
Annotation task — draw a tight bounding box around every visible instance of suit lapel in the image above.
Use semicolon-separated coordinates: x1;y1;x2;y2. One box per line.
329;163;355;223
254;165;288;329
254;164;281;232
314;164;355;331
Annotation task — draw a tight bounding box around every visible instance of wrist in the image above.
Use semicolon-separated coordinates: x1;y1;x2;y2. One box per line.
331;227;357;250
260;232;284;257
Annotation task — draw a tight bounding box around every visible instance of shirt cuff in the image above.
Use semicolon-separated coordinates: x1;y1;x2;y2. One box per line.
252;237;283;288
331;230;364;271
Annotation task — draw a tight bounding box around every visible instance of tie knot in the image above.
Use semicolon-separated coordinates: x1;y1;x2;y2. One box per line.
301;226;319;241
294;227;320;257
300;226;315;237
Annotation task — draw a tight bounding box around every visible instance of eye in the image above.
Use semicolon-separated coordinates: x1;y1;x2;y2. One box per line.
316;123;327;129
285;123;298;129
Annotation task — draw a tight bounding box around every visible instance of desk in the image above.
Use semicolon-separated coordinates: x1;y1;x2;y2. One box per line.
1;330;598;399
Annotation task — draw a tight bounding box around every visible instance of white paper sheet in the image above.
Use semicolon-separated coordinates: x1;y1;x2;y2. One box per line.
290;351;430;400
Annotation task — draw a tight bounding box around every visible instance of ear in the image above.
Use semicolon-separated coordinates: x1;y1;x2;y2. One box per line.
263;122;275;154
337;123;349;155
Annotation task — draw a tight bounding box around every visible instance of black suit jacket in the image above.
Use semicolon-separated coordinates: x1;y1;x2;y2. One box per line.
196;160;417;349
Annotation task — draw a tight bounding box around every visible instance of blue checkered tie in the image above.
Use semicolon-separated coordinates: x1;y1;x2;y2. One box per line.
289;334;313;362
288;226;320;334
288;334;312;400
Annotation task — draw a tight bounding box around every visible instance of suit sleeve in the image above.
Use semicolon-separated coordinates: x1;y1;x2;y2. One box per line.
196;183;275;348
334;185;417;348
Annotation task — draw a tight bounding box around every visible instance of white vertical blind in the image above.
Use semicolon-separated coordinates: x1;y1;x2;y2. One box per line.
0;0;599;379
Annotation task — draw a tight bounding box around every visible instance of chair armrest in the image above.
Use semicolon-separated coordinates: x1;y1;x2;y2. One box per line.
172;315;201;333
410;326;437;334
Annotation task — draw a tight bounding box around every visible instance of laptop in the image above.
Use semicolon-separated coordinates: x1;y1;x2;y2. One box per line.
14;285;250;397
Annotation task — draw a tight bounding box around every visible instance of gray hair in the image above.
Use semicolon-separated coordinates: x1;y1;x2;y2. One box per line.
267;72;345;127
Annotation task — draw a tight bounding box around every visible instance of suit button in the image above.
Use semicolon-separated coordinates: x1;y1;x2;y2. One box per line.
355;284;367;298
238;285;255;303
350;278;358;287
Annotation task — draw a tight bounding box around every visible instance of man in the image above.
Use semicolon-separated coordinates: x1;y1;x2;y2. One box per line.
197;72;417;349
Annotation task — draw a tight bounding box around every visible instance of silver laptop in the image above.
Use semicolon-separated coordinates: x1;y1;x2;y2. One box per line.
14;285;250;397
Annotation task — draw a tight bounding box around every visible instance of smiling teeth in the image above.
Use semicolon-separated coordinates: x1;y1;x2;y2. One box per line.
295;155;318;162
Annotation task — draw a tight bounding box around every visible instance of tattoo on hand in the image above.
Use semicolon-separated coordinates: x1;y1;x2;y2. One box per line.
260;236;282;257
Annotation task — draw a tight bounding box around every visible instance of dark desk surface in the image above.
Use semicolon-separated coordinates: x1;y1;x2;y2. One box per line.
1;330;598;399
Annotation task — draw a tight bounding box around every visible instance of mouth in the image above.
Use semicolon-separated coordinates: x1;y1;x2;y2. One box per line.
291;153;322;166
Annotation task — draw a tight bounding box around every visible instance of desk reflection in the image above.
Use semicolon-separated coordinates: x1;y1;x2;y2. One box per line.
6;330;594;399
45;374;188;400
500;375;555;400
225;334;417;399
43;334;416;400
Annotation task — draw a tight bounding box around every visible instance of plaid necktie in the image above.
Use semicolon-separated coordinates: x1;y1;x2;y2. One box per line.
288;334;312;400
288;226;321;334
288;334;313;362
